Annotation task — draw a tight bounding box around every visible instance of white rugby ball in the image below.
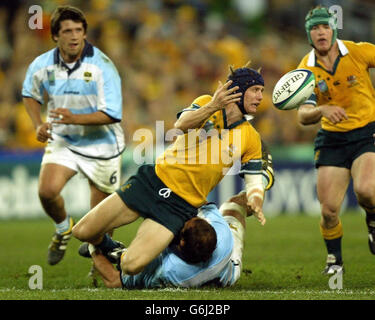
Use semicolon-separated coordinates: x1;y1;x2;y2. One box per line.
272;69;315;110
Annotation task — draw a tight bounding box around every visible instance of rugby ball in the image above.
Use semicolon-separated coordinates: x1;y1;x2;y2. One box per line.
272;69;315;110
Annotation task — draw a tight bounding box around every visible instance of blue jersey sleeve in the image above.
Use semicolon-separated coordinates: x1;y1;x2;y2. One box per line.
121;256;165;289
22;57;45;104
95;50;122;121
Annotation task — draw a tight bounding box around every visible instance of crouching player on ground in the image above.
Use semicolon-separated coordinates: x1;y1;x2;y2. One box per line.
84;191;265;289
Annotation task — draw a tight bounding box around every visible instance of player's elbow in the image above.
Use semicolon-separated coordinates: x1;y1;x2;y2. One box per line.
174;119;188;133
297;105;319;126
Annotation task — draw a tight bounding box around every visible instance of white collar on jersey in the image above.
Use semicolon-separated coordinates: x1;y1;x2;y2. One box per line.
306;39;349;67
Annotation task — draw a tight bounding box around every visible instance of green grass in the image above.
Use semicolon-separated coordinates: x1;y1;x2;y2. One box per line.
1;212;375;300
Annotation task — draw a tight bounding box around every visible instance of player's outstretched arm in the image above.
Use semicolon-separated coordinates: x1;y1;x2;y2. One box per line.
244;174;266;225
298;104;348;125
174;80;241;132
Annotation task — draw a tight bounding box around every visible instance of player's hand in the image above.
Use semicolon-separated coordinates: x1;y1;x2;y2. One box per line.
50;108;76;124
210;80;242;110
248;201;266;225
227;191;255;216
320;105;348;124
36;122;52;142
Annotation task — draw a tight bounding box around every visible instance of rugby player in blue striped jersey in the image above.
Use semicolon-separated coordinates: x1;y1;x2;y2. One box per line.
22;6;125;266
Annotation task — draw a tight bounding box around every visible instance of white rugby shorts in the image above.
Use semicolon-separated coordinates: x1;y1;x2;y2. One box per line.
42;142;122;193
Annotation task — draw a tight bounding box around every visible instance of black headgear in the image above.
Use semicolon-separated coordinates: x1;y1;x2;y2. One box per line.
227;67;264;114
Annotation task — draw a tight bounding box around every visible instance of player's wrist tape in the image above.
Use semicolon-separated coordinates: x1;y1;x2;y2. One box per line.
219;201;247;217
247;189;264;202
88;244;97;256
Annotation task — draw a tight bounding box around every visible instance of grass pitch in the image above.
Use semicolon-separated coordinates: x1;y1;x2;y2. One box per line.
1;212;375;300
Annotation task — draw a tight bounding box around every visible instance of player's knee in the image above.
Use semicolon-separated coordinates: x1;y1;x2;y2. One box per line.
72;223;90;242
354;183;375;207
38;185;60;202
321;204;339;224
120;251;144;276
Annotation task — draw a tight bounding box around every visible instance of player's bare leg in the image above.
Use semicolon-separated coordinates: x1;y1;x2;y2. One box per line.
38;163;77;265
317;166;351;274
218;192;247;283
120;219;174;275
73;193;140;242
86;181;113;287
351;152;375;254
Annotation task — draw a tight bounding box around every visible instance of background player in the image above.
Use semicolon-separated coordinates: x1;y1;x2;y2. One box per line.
22;6;125;265
297;6;375;274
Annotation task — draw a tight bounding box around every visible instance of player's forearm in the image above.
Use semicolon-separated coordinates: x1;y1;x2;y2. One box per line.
71;111;116;125
91;252;122;288
174;102;220;132
50;109;117;125
23;97;44;130
244;174;265;222
298;104;322;125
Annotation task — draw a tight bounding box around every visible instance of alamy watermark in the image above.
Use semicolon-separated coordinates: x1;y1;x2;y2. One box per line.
328;266;343;290
28;5;43;30
28;265;43;290
132;121;243;174
329;5;343;30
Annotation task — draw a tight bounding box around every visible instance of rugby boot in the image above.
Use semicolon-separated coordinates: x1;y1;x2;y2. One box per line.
78;240;125;263
366;218;375;255
322;254;344;275
47;217;74;265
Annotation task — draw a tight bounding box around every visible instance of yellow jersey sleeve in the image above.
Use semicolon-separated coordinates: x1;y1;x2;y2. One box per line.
176;95;212;119
191;95;213;107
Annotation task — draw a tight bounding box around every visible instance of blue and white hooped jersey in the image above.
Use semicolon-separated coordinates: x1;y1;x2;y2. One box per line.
121;203;236;289
22;41;125;159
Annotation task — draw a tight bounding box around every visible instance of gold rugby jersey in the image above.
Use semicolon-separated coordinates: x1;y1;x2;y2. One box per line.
155;95;262;207
298;39;375;132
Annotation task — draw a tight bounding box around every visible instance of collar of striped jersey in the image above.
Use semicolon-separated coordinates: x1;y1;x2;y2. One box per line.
53;40;94;74
307;39;349;67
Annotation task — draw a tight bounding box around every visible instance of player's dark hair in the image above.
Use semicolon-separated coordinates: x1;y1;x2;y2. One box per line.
50;5;87;41
178;217;217;264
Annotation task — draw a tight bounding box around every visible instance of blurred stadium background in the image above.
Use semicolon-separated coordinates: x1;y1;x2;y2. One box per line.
0;0;374;220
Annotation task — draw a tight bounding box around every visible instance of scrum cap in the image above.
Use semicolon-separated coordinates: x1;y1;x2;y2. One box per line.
227;64;264;115
305;6;337;48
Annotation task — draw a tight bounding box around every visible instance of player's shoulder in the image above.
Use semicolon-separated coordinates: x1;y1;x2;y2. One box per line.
90;46;118;70
191;95;212;107
242;119;260;135
297;51;312;69
343;39;375;52
28;48;55;71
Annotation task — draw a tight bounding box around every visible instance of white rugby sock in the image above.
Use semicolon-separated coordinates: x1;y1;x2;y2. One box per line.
55;216;71;234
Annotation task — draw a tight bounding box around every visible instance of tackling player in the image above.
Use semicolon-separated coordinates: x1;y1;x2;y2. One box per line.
22;6;125;266
297;6;375;274
80;191;267;289
73;65;273;277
